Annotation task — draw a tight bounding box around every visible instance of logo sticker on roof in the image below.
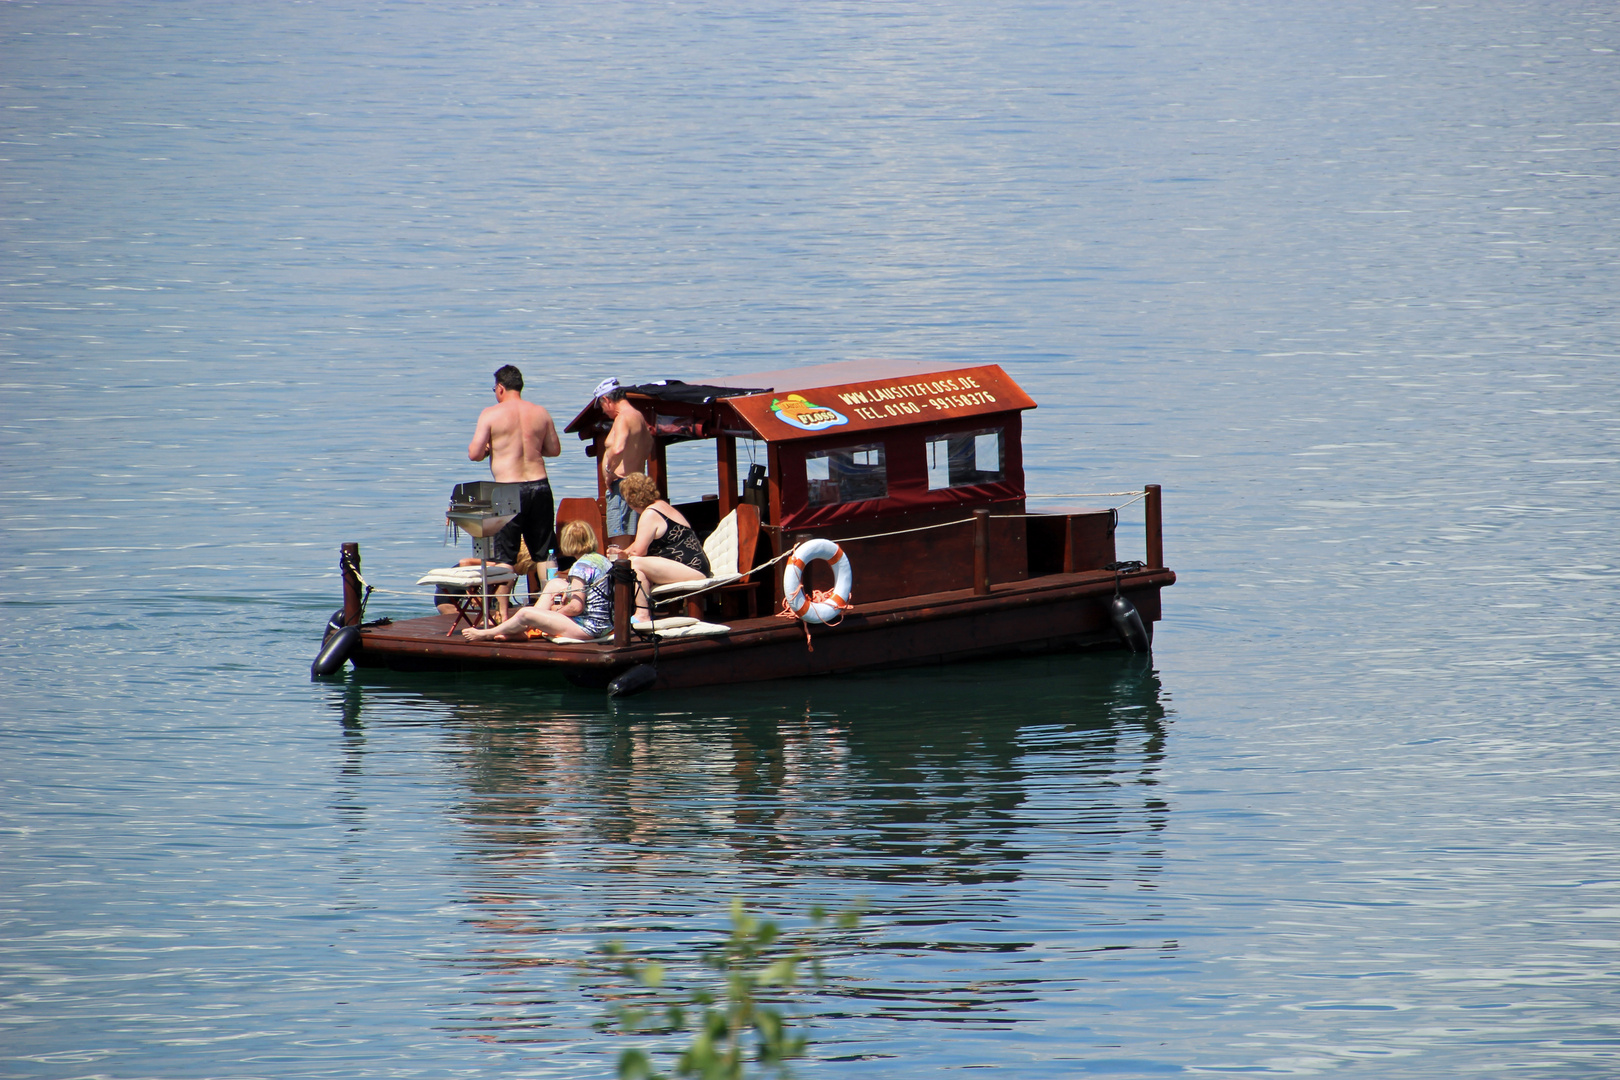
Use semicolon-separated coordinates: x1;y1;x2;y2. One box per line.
770;394;848;432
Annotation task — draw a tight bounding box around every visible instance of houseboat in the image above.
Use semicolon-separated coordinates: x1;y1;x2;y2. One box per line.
315;360;1175;694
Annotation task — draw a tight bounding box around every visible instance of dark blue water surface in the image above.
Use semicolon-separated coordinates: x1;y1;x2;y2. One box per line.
3;2;1618;1076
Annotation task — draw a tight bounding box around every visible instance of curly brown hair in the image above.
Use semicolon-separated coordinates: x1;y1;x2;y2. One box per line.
618;472;661;511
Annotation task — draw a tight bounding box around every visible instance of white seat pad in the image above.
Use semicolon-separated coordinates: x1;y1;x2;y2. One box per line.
632;615;700;631
544;630;615;645
417;566;518;588
643;620;731;639
649;572;744;599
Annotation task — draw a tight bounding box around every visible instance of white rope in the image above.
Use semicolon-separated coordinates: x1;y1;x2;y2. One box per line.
822;516;976;545
1112;490;1150;510
334;493;1155;608
634;516;975;607
1023;490;1147;500
667;494;1155;604
993;491;1149;517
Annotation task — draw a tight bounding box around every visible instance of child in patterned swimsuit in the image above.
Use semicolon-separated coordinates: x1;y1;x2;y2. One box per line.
462;520;615;642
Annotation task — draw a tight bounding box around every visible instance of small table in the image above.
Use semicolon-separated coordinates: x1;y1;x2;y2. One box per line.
415;566;519;636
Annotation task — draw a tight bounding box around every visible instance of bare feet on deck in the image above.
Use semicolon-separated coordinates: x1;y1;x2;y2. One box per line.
461;626;510;642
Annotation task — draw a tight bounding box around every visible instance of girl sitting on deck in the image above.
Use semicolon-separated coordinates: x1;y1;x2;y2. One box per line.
462;520;613;642
606;472;711;623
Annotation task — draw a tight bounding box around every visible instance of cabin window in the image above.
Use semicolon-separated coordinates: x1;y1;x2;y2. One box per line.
804;443;888;507
927;428;1004;490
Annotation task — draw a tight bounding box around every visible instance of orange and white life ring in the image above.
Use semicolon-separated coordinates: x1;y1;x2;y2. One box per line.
782;538;854;625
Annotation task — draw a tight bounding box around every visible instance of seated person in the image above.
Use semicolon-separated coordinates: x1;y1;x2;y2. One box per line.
435;582;467;618
605;472;711;623
462;521;613;642
510;537;546;608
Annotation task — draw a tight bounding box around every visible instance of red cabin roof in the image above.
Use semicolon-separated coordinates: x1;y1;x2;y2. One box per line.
563;360;1035;444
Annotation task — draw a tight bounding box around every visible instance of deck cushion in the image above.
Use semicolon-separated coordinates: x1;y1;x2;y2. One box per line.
632;615;699;631
417;566;518;588
642;620;730;639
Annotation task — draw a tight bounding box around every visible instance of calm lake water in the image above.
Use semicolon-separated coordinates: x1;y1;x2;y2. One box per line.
3;1;1618;1076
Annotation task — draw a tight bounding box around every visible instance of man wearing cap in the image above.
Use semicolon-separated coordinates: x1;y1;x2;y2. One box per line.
468;364;561;621
594;377;653;541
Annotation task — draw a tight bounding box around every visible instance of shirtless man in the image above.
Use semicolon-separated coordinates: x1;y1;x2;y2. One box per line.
467;364;561;621
593;377;653;540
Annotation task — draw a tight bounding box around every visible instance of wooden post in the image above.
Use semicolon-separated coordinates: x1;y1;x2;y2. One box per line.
613;558;632;647
773;531;805;610
766;445;783;528
1145;484;1163;568
1061;514;1076;575
592;433;607;520
717;434;737;516
972;509;990;595
341;542;362;627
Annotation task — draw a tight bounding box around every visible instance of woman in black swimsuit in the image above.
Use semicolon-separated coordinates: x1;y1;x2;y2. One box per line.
606;473;711;623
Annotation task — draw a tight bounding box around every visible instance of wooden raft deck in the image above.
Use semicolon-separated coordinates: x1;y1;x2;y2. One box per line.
353;566;1174;690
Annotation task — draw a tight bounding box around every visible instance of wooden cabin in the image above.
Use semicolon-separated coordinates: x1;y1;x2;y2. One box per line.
565;360;1139;609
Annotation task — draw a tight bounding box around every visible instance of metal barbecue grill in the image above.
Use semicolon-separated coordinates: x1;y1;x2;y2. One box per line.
445;481;522;620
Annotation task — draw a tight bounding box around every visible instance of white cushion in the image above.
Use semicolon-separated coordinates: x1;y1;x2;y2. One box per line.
643;620;730;639
650;572;744;599
702;510;740;577
545;620;729;642
417;566;517;588
632;615;699;631
545;630;615;645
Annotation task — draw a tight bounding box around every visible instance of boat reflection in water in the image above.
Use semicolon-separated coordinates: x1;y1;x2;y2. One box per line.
324;654;1172;1057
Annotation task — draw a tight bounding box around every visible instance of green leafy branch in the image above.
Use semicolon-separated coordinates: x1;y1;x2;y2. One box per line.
592;899;861;1080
